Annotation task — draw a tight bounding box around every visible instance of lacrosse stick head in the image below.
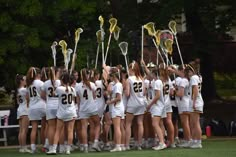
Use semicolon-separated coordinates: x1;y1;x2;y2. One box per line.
98;15;104;28
59;40;68;62
109;17;117;33
51;41;58;56
113;26;121;41
164;39;174;55
144;22;156;36
75;28;83;43
96;30;102;43
119;42;128;56
154;30;161;46
160;30;174;52
66;48;73;64
168;20;177;35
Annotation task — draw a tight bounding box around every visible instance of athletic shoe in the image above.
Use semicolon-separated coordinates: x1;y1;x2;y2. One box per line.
174;137;180;145
103;144;112;151
125;146;130;151
65;150;70;155
92;142;101;152
190;143;202;149
169;143;176;148
121;146;126;151
22;148;31;153
59;145;65;154
42;147;49;153
177;141;191;148
136;146;142;150
19;148;24;153
46;149;56;155
83;146;88;153
152;143;167;150
110;146;122;152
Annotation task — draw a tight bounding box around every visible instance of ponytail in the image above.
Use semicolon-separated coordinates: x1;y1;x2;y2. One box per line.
80;68;92;90
26;67;40;87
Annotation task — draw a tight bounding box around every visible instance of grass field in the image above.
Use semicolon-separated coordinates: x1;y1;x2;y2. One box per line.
1;139;236;157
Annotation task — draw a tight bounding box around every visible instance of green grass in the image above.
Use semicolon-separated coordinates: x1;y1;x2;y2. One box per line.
1;140;236;157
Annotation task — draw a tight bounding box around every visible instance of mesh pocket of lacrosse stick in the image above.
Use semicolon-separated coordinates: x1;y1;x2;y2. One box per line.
119;42;128;56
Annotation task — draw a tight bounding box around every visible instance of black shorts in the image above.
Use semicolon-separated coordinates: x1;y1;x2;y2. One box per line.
105;105;109;113
172;106;179;121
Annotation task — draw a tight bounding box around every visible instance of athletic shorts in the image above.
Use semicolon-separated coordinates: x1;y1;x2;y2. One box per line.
57;110;76;122
46;108;57;120
110;106;124;119
29;108;46;121
150;104;166;118
189;100;204;113
172;106;179;121
78;111;98;120
165;103;173;113
105;105;109;113
17;107;28;119
126;105;146;116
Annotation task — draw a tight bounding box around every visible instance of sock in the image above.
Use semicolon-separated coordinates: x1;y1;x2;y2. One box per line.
116;144;120;148
31;144;36;151
44;138;49;148
66;145;71;151
53;144;57;150
84;144;88;148
59;144;64;151
64;141;68;145
94;139;99;143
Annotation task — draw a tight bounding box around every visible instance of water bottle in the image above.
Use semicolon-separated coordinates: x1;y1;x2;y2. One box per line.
206;125;211;137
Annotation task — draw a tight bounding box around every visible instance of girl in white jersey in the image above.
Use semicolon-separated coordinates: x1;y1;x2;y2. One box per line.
106;67;124;152
146;68;167;150
48;71;77;155
41;67;61;153
125;61;146;150
170;65;191;147
76;68;100;153
159;64;175;147
26;67;46;153
186;63;204;149
16;74;31;153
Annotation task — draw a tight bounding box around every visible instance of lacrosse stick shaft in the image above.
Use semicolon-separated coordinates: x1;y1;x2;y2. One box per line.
95;44;100;69
70;42;78;74
141;26;144;61
104;33;112;63
170;56;176;79
152;39;165;64
159;46;172;65
124;55;129;76
174;35;184;67
54;56;56;67
156;51;158;66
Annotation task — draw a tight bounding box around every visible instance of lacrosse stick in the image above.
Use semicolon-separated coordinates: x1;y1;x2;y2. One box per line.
70;28;83;74
51;41;57;67
95;30;102;69
113;25;121;41
160;30;173;66
66;48;73;70
169;20;184;67
59;40;68;70
119;42;129;75
98;15;105;65
141;26;144;61
104;17;117;63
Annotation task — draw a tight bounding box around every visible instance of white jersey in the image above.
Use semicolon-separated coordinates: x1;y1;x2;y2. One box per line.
76;82;97;113
110;82;124;117
176;77;190;106
163;78;173;104
42;79;61;109
17;87;28;117
127;76;146;107
144;79;152;101
189;75;204;107
55;86;76;120
150;79;165;106
28;79;46;109
95;80;105;108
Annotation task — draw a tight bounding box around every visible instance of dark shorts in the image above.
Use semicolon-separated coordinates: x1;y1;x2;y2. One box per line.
105;105;109;113
172;106;179;121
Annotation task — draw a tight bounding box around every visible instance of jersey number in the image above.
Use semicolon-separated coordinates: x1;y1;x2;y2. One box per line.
48;87;54;97
29;86;37;97
163;84;169;95
198;83;202;93
18;95;23;103
61;94;73;105
83;89;88;100
96;88;102;98
133;82;142;93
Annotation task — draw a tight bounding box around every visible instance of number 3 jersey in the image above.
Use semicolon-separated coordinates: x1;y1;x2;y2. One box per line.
127;76;146;107
27;79;46;109
76;82;97;113
55;86;77;120
42;80;61;109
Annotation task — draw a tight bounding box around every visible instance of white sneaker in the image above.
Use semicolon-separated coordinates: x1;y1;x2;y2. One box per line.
83;146;88;153
170;143;176;148
19;148;24;153
59;145;65;154
125;146;130;151
103;144;112;151
46;149;56;155
190;143;202;149
152;143;167;150
177;141;191;148
23;148;31;153
92;142;101;152
110;146;122;152
65;150;70;155
121;146;126;151
136;146;142;150
174;137;180;145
